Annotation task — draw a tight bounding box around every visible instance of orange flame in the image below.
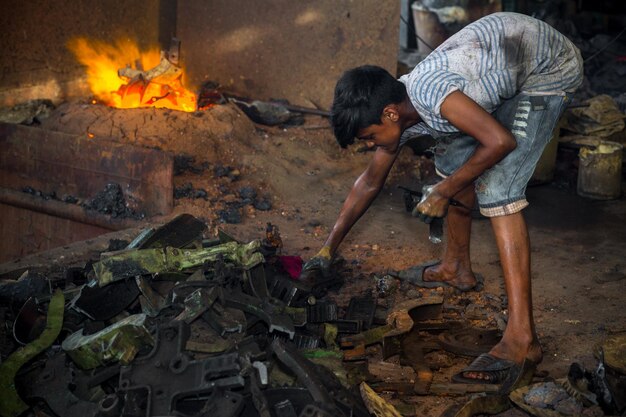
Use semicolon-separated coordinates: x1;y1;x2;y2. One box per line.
68;38;196;112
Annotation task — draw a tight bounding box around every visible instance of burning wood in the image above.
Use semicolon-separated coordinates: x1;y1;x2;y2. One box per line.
69;38;196;112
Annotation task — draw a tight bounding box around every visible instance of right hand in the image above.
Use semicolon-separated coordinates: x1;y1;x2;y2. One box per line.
301;246;333;277
411;184;450;224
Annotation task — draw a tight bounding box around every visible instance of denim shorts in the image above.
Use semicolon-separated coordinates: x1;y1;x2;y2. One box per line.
434;93;571;217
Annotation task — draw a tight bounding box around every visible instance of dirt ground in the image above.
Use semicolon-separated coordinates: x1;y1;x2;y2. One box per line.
7;101;626;416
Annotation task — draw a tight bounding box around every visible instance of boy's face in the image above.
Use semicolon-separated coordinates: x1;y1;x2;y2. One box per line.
356;108;401;153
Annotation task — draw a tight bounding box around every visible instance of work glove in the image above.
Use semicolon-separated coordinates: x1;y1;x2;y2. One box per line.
411;184;450;224
301;246;333;277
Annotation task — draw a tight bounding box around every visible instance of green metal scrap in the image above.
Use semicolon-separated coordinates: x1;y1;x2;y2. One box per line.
62;314;153;369
93;241;265;286
323;323;339;349
0;290;65;417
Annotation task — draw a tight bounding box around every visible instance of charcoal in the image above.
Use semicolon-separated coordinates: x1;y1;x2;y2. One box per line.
254;197;272;211
218;207;242;224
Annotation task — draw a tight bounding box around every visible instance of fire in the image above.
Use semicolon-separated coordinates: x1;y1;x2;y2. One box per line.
68;38;196;112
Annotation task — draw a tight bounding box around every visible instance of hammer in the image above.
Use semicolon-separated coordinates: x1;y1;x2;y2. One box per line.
398;186;472;244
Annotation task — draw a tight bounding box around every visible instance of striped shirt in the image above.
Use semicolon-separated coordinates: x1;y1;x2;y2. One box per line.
399;12;583;139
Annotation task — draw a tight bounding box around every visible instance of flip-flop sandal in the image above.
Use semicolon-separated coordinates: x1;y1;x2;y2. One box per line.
452;353;521;385
391;260;484;292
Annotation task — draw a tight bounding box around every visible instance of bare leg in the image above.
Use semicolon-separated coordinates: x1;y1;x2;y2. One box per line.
463;211;542;380
423;183;478;290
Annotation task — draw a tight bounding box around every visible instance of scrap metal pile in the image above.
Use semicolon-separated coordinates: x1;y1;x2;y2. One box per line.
2;213;436;417
2;213;623;417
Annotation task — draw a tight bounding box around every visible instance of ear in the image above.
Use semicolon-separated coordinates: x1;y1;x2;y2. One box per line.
382;104;400;122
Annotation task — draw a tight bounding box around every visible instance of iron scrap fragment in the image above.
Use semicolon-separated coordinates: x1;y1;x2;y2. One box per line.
25;353;103;417
346;291;376;330
118;321;244;417
194;388;245;417
70;277;140;321
306;302;338;323
0;290;64;417
135;213;206;249
270;338;370;417
0;271;49;310
62;313;154;369
203;305;246;336
224;290;296;339
174;287;218;323
136;276;170;317
93;241;265;286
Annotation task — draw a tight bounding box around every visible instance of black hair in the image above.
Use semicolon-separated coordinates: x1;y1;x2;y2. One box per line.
330;65;407;148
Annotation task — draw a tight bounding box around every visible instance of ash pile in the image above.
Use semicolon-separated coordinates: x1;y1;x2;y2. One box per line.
0;214;372;417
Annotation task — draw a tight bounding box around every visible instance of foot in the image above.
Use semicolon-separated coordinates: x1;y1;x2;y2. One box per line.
423;261;478;291
462;339;543;381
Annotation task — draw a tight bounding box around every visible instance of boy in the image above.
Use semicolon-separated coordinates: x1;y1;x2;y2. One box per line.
303;12;582;384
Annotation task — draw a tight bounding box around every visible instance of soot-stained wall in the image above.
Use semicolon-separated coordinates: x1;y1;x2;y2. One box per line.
0;1;399;110
0;0;163;106
177;1;400;109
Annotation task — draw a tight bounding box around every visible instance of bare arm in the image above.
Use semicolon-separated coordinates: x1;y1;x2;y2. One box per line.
324;146;400;255
418;90;517;216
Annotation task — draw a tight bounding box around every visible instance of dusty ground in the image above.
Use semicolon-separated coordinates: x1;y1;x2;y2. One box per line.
6;101;626;416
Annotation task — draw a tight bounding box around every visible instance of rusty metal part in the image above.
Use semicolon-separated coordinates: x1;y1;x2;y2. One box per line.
0;290;64;417
340;326;393;349
118;321;244;417
341;296;444;363
397;329;437;395
359;382;403;417
438;328;501;357
439;393;511;417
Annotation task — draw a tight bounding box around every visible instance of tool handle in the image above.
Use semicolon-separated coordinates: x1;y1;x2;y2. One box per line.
429;218;444;244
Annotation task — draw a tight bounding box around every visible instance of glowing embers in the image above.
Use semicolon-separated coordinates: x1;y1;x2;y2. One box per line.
68;38;196;112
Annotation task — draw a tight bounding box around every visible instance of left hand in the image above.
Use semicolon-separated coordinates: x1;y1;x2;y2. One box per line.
412;184;450;223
